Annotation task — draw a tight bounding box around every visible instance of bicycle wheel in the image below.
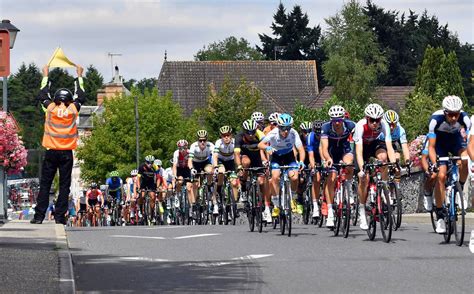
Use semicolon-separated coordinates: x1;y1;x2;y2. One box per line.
303;190;311;225
256;205;263;233
453;182;465;246
318;198;326;228
280;212;286;235
443;205;452;243
379;184;393;243
389;183;402;231
367;206;376;241
334;199;342;237
341;182;352;238
351;182;359;226
228;186;238;226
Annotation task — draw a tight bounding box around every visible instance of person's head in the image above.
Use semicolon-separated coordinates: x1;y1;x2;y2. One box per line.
130;169;138;177
242;119;258;138
383;110;399;131
251;112;265;130
364;103;384;130
144;155;155;167
196;130;208;147
109;171;120;181
328;105;346;128
153;159;162;171
219;125;232;143
299;121;312;136
90;182;98;189
268;112;280;129
312;120;324;136
53;88;73;106
277;113;293;138
177;139;188;153
442;95;463;124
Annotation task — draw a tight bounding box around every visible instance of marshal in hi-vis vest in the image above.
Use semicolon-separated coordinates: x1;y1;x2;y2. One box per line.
42;103;79;150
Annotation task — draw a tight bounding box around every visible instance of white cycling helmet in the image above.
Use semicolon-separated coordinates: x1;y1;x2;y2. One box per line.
130;169;138;176
242;119;258;131
197;129;208;139
154;159;162;166
177;139;188;148
383;110;399;124
268;112;280;123
299;121;313;131
145;155;155;163
328;105;346;119
251;111;265;122
442;95;463;112
364;103;384;119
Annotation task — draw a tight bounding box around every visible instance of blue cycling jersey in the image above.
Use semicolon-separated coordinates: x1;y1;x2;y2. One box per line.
106;177;123;192
378;123;407;144
427;110;470;139
320;120;356;149
306;131;321;153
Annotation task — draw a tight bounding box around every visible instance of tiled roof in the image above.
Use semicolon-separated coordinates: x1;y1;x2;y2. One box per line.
157;60;319;116
307;86;415;111
77;105;104;130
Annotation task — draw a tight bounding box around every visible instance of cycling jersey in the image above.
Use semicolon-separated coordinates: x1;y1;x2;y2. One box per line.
353;118;391;145
470;115;474;135
106;177;123;192
234;130;265;154
262;128;302;156
427;110;470;157
125;177;138;198
138;163;156;189
173;149;189;168
86;189;102;200
378;123;407;144
321;120;355;163
163;167;174;184
214;138;235;161
189;141;214;163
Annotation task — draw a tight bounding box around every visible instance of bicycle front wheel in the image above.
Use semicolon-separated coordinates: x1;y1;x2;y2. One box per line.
389;183;402;231
341;181;352;238
453;182;465;246
379;184;393;243
367;206;376;241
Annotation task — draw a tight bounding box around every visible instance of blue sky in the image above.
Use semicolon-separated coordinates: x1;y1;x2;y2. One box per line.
0;0;472;81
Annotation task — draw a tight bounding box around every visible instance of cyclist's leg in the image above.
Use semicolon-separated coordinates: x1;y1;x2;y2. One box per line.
375;142;389;179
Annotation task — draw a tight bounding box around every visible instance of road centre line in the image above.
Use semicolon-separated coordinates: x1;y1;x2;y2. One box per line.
110;235;166;240
110;233;221;240
173;233;221;239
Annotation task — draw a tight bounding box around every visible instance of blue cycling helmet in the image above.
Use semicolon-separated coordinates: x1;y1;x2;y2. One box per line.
277;113;294;127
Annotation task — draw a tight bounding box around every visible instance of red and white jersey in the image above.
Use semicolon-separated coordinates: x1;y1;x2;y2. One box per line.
353;118;391;145
173;149;189;168
86;189;102;200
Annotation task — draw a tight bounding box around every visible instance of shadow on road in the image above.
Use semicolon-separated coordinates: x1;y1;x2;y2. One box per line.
73;254;265;293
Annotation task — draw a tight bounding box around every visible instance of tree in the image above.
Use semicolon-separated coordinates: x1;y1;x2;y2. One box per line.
400;93;439;141
76;88;199;182
322;0;387;104
123;78;156;94
195;36;264;61
84;65;104;105
195;78;261;141
258;3;326;88
48;68;75;95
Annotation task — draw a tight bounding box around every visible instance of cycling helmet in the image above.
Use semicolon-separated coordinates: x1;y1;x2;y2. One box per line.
328;105;346;119
251;111;265;122
268;112;280;123
219;125;232;134
154;159;162;166
110;171;119;177
299;121;313;131
53;88;73;104
177;139;188;147
442;95;463;112
242;119;257;131
197;129;208;139
383;110;399;124
90;182;98;189
277;113;294;127
312;120;324;132
145;155;155;163
130;169;138;176
364;103;384;119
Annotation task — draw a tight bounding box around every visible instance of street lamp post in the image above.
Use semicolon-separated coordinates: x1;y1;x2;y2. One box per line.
0;19;20;222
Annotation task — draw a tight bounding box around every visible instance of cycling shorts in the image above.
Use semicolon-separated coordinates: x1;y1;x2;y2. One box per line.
362;140;387;162
328;142;353;165
271;151;298;171
435;133;464;165
218;159;235;172
177;167;191;180
87;199;98;207
194;161;211;173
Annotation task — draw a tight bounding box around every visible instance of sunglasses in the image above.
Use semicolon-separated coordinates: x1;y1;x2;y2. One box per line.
331;118;344;123
301;129;310;134
444;111;460;117
280;126;291;132
246;130;256;135
199;139;207;143
368;117;381;123
271;122;278;126
178;146;187;150
221;133;231;137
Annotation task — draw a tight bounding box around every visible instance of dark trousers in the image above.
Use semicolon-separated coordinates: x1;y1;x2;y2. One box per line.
34;149;74;221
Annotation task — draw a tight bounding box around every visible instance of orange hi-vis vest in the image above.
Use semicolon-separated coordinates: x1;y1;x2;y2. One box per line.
42;103;79;150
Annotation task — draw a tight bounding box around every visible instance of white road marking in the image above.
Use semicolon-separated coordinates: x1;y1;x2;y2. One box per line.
183;261;234;267
232;254;274;260
119;257;170;262
110;235;166;240
173;233;221;239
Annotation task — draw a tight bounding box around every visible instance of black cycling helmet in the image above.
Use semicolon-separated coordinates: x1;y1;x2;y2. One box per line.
53;88;73;105
312;120;325;132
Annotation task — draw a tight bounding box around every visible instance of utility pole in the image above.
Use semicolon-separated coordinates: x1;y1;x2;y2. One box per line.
107;52;122;80
274;46;286;60
134;95;140;169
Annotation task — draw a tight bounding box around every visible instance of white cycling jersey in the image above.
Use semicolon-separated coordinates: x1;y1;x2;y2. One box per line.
470;115;474;136
262;128;302;155
189;141;215;163
163;167;174;183
213;138;235;161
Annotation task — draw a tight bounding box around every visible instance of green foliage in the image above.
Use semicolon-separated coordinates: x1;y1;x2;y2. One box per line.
399;92;440;141
195;36;264;61
293;95;366;128
195;78;261;141
84;65;104;105
415;46;465;104
48;68;75;95
322;0;387;104
123;78;157;94
258;3;326;88
76;88;198;183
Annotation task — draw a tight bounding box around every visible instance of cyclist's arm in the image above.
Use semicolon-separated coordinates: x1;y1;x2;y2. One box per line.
234;149;242;167
136;174;141;191
188;157;194;170
355;143;364;171
296;144;305;163
320;137;331;162
468;136;474;161
428;136;437;165
98;191;104;206
258;140;269;151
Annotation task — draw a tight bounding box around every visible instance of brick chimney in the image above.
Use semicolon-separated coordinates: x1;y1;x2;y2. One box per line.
96;65;130;105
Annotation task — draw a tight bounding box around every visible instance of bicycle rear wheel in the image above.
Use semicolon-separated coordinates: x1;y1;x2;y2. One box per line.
443;205;452;243
430;210;437;232
379;185;393;243
453;182;465;246
256;205;263;233
390;183;402;231
351;181;359;226
341;182;352;238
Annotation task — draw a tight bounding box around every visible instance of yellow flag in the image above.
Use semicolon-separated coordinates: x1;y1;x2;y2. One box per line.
47;47;76;68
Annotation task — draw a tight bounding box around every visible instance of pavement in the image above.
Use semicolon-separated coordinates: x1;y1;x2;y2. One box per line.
0;220;75;294
0;214;473;293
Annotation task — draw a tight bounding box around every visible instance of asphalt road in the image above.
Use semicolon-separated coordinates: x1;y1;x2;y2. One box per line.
67;221;474;293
